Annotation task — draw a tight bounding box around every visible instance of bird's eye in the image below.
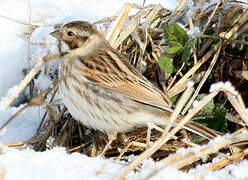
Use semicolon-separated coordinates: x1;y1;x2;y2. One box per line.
67;31;74;36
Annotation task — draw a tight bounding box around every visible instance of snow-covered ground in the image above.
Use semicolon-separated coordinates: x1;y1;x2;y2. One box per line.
0;0;248;179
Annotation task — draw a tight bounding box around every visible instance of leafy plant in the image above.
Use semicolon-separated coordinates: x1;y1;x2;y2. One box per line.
193;94;227;132
158;55;176;74
158;23;197;74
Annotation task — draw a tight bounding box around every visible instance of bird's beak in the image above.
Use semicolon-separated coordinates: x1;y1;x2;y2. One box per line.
50;30;60;38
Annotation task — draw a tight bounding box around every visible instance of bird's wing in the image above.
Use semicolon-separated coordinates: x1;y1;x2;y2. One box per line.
74;48;172;112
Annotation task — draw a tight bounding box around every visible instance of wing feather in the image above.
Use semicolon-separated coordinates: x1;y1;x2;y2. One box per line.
74;48;172;112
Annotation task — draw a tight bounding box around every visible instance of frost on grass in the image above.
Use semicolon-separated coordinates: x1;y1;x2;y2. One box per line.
176;132;236;158
209;81;237;94
192;99;199;109
187;27;201;38
187;80;194;88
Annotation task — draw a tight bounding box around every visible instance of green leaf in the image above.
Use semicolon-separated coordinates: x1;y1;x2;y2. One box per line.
182;43;192;64
212;104;227;131
158;55;176;74
167;40;183;47
193;95;227;132
196;94;214;116
163;23;188;46
182;37;198;64
170;94;180;105
165;46;183;55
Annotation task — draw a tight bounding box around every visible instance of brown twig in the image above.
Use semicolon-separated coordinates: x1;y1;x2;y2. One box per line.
207;148;248;171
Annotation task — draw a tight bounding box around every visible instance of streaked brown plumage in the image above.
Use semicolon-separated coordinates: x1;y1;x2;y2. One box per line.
50;21;218;147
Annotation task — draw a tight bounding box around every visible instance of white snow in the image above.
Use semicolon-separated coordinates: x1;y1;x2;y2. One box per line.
1;145;248;180
0;0;247;179
0;105;42;143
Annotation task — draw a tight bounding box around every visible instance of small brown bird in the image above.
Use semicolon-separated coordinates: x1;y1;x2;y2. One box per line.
50;21;217;154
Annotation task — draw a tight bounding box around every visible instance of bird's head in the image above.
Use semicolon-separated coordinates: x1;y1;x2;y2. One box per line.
50;21;102;56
